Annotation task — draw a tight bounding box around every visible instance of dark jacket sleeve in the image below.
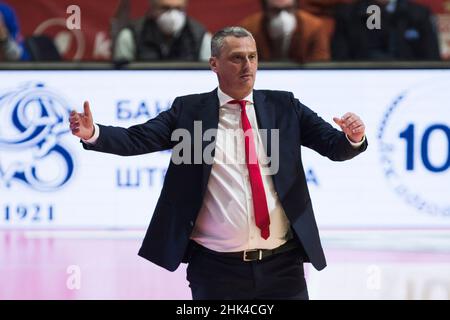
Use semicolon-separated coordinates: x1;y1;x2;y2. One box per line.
292;93;367;161
82;97;182;156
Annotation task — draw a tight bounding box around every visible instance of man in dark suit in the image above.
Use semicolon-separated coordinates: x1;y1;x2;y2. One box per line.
332;0;441;61
69;26;367;300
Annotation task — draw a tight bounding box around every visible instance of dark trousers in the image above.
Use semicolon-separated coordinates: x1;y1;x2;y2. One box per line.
186;243;309;300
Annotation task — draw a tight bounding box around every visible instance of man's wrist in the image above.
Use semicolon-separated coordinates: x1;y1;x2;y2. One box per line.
83;123;100;144
346;134;365;148
88;125;95;140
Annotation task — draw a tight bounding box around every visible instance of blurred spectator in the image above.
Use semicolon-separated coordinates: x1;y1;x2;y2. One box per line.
0;3;29;61
113;0;211;62
24;35;61;61
239;0;330;63
332;0;441;61
111;0;131;58
300;0;355;40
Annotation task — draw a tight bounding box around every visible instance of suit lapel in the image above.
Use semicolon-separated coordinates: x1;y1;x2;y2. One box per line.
254;90;288;198
253;90;276;158
199;89;220;197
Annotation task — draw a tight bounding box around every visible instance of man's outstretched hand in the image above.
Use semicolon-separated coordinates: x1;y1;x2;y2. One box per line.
70;101;94;140
333;112;365;143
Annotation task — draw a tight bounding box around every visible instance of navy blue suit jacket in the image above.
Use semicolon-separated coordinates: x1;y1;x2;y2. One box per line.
83;89;368;271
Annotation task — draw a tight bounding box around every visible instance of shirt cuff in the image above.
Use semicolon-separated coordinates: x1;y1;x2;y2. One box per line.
346;134;366;148
82;123;100;144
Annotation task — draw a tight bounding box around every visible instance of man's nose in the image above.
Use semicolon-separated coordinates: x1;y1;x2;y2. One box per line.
242;57;251;69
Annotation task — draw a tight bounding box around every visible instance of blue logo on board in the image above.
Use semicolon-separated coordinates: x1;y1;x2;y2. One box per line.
0;82;74;191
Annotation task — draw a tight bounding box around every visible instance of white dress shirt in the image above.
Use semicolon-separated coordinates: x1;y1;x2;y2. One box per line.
190;88;292;252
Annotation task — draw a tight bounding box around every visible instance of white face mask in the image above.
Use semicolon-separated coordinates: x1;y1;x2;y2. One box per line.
156;9;186;36
268;10;297;39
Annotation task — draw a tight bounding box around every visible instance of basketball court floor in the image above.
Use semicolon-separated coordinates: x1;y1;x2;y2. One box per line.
1;228;449;299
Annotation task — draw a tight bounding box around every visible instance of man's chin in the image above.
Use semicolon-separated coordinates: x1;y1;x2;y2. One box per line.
239;77;254;88
238;82;253;92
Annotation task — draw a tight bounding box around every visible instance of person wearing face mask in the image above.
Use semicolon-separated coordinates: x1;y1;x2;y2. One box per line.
239;0;330;63
113;0;211;62
332;0;441;61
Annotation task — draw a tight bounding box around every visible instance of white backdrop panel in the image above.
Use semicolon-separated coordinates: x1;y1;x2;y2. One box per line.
0;70;448;228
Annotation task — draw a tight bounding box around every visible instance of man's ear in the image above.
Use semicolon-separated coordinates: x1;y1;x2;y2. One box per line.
209;57;218;73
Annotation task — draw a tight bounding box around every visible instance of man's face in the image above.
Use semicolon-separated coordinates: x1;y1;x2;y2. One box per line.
153;0;187;16
210;36;258;98
265;0;296;18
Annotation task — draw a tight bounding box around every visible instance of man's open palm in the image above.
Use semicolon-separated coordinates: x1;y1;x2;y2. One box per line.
70;101;94;140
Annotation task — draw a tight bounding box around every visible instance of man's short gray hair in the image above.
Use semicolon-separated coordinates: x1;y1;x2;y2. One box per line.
211;26;254;57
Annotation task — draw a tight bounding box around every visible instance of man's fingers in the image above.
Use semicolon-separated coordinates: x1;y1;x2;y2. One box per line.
335;113;366;136
70;122;79;129
344;115;355;125
351;124;365;134
83;101;91;118
69;104;91;138
337;113;364;128
70;111;80;122
343;115;360;127
342;112;355;121
346;119;361;130
342;113;359;123
69;119;80;128
333;117;343;126
335;112;365;137
333;117;352;133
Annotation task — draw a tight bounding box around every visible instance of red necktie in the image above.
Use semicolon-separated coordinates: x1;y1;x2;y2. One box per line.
229;100;270;239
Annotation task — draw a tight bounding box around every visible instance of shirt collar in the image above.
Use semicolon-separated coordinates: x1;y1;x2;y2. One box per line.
217;87;254;107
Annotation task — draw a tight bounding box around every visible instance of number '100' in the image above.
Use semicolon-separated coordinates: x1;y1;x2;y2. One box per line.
399;123;450;172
